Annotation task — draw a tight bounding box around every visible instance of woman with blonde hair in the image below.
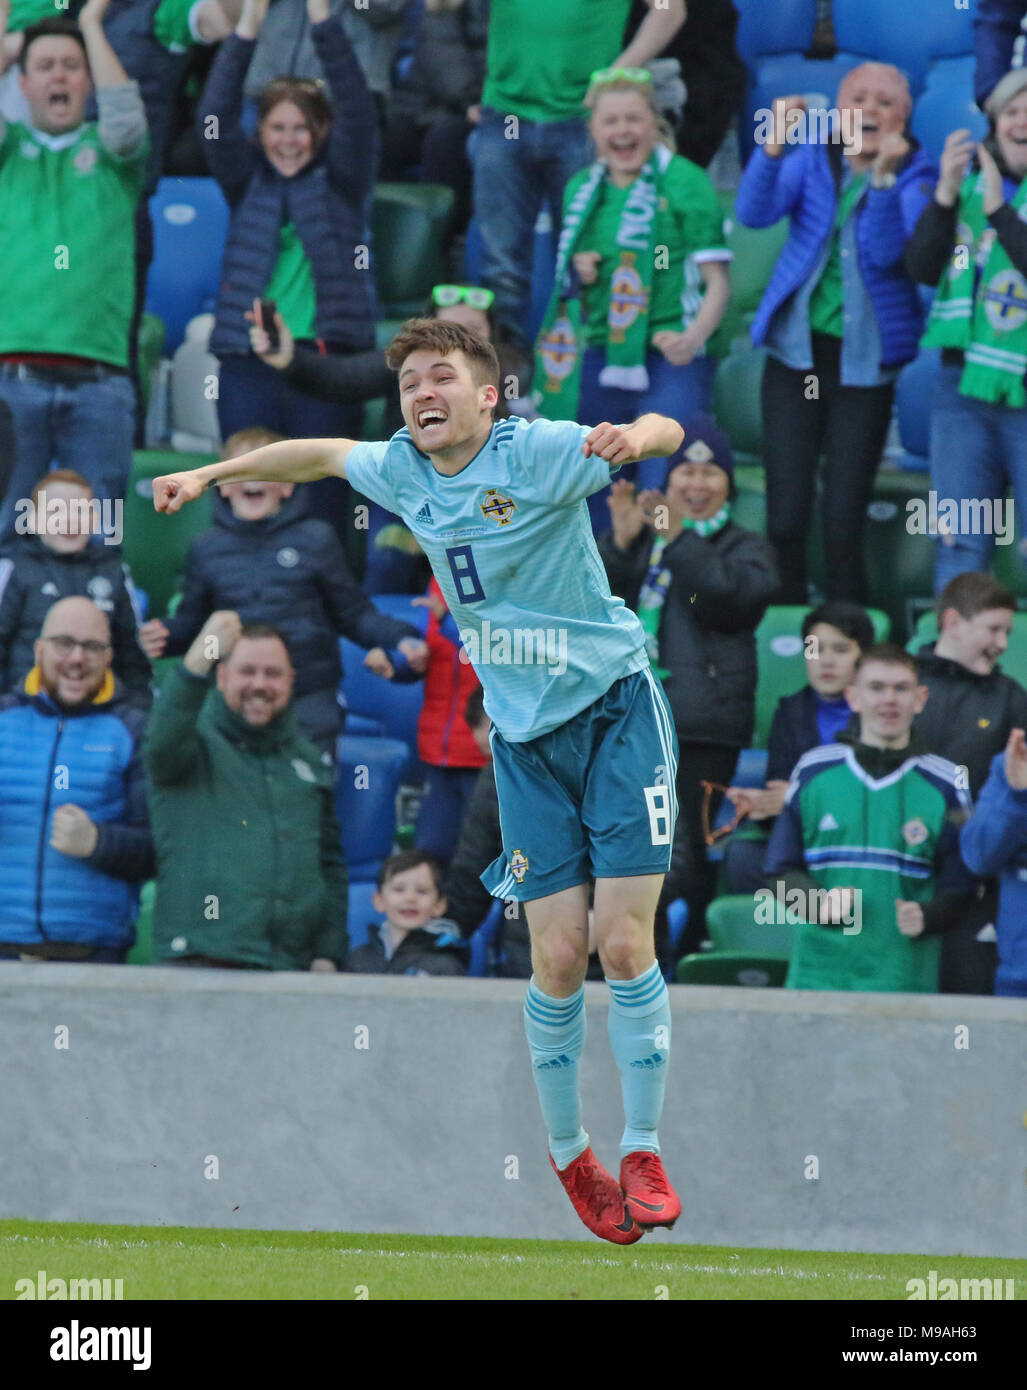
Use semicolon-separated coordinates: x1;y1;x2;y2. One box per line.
532;67;731;530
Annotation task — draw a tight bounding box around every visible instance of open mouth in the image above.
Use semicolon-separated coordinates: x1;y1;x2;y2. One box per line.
609;136;640;155
417;409;447;430
241;485;267;498
48;92;71;113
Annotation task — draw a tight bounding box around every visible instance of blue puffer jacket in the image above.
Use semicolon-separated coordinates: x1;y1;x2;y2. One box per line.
960;752;1027;994
203;14;378;358
0;672;154;948
736;140;938;369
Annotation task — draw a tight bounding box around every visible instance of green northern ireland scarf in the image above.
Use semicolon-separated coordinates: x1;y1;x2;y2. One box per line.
637;503;732;678
922;172;1027;407
532;144;673;420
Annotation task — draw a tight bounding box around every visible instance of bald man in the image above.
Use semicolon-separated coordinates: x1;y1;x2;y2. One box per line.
0;596;153;963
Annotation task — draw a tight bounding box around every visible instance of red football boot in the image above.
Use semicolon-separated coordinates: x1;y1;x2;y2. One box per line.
550;1148;643;1244
620;1151;681;1230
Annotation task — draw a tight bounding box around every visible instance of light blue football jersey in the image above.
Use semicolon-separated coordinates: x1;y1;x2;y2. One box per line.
345;417;649;741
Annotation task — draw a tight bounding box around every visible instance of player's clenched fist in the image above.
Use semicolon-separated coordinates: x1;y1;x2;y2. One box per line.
153;471;207;514
583;422;639;465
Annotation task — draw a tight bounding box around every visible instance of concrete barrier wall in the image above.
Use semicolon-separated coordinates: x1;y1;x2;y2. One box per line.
2;964;1024;1257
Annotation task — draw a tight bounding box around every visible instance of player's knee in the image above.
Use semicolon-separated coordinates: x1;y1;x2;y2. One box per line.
596;921;651;978
534;934;587;991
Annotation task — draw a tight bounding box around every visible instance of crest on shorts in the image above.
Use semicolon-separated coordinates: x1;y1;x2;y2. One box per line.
509;850;529;883
902;817;929;847
480;489;516;526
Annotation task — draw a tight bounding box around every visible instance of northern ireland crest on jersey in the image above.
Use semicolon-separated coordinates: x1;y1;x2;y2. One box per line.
902;817;929;847
480;488;516;526
509;849;529;883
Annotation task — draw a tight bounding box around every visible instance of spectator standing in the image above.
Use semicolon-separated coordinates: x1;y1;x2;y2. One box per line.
907;73;1027;593
961;726;1027;997
974;0;1027;110
0;596;153;963
347;850;469;976
0;0;148;540
737;64;937;604
913;572;1027;994
146;611;348;970
470;0;685;354
138;428;427;760
381;0;489;259
765;646;977;993
201;0;378;550
597;416;778;958
0;469;150;707
533;67;731;532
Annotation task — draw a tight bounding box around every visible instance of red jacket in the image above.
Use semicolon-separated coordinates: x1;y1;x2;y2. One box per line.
417;578;487;769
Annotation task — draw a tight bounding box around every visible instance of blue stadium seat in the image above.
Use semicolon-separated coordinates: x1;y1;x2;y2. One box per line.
665;898;689;978
745;53;865;154
733;0;816;64
335;735;409;880
468;899;504;977
924;56;977;93
346;880;386;952
912;84;988;165
145;178;229;354
896;348;942;463
338;637;425;778
370;592;430;634
833;0;975;92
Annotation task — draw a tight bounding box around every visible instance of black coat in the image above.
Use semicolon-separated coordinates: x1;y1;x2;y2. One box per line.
767;686;822;783
597;521;779;748
914;645;1027;796
0;534;151;706
346;921;469;976
161;491;420;697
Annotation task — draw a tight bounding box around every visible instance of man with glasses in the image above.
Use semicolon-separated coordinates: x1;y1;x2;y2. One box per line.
468;0;685;361
0;596;153;963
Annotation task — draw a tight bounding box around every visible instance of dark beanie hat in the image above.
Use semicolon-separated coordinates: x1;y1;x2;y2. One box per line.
664;413;735;489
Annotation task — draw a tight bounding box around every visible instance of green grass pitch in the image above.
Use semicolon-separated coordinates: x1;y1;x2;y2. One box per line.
2;1220;1025;1300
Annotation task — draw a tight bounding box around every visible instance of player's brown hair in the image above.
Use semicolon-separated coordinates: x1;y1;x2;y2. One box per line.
936;572;1016;624
853;643;918;678
221;428;287;461
385;318;501;393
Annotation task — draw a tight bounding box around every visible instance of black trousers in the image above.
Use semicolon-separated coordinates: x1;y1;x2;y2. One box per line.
761;335;895;604
660;740;740;963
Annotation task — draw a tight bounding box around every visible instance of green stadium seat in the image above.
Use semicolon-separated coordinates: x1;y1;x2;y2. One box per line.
753;604;890;747
990;509;1027;601
123;451;214;619
907;610;1027;687
126;880;156;966
375;318;406;349
706;893;795;958
862;470;935;641
372;183;455;318
712;345;766;455
136;312;165;416
708;206;789;358
675;951;788;986
731;475;766;535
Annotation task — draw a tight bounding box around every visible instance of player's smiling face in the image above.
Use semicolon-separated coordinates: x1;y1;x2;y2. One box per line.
399;349;497;462
20;37;92;135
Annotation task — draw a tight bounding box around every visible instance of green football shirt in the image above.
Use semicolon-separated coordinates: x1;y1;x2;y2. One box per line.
567;155;730;348
7;0;54;31
264;222;318;343
481;0;633;123
0;120;146;365
153;0;203;53
808;171;867;339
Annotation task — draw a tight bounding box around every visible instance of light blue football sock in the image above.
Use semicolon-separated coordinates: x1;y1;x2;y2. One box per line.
523;977;589;1170
607;962;671;1158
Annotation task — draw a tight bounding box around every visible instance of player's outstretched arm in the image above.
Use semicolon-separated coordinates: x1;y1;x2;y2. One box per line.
153;437;357;514
583;414;685;465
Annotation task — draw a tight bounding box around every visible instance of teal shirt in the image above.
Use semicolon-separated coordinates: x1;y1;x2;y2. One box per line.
345;417;648;742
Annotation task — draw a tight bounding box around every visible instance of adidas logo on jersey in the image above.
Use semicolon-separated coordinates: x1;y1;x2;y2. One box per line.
413;500;434;526
818;813;839;831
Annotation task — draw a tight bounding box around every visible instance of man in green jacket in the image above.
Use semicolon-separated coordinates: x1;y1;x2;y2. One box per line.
145;610;347;970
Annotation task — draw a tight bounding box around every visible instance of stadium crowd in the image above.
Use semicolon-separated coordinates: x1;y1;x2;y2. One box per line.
1;0;1026;1000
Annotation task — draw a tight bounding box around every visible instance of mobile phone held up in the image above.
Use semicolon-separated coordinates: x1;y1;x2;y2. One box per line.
253;298;280;352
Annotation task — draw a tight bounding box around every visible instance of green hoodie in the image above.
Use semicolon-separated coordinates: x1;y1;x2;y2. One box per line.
145;665;347;968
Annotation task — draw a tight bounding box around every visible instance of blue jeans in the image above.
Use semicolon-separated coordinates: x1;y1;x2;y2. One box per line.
0;365;135;541
930;363;1027;593
468;108;592;340
577;347;717;533
415;765;483;870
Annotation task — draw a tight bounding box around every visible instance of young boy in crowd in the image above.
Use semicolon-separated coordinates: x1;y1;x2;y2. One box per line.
765;645;976;993
724;601;874;893
0;468;151;706
347;849;469;977
138;428;428;759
